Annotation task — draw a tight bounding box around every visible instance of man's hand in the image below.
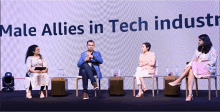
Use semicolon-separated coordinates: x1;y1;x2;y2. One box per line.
86;52;93;59
86;52;91;57
88;54;93;58
84;57;90;62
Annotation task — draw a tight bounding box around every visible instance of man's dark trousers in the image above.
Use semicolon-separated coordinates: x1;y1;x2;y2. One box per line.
79;62;97;93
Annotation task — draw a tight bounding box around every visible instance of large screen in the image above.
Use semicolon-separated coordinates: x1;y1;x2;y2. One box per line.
1;0;219;90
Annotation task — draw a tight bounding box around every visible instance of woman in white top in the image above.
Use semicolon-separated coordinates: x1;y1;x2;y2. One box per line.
169;34;218;101
24;45;50;99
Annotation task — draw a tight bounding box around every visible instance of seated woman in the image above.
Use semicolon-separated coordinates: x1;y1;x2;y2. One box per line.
135;42;156;97
169;34;218;101
24;45;50;99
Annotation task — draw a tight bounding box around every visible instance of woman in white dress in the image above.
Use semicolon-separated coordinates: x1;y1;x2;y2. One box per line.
169;34;218;101
24;45;50;99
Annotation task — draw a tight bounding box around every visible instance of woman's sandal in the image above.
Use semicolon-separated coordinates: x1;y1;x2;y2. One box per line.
26;90;32;99
39;91;45;98
135;92;143;97
143;88;148;93
185;94;193;101
168;82;181;86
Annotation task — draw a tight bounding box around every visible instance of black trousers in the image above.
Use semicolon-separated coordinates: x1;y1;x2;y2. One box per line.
29;82;45;91
79;62;97;93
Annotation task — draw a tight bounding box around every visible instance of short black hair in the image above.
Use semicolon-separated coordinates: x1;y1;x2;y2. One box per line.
87;40;95;45
143;42;151;51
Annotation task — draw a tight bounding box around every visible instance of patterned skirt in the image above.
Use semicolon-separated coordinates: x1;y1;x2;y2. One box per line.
24;73;50;89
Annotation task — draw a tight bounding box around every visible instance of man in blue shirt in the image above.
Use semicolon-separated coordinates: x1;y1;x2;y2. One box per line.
77;40;103;99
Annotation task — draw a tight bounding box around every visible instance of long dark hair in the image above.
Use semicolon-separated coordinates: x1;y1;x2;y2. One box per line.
25;45;42;64
198;34;212;54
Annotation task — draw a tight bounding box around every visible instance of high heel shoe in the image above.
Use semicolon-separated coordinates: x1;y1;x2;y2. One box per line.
168;82;181;86
185;94;193;101
135;92;143;97
143;88;147;93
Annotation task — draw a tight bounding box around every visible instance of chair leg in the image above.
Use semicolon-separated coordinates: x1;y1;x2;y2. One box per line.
186;78;188;98
99;79;101;94
133;76;135;96
93;77;97;97
152;77;154;97
76;78;78;97
46;86;48;97
163;78;165;90
156;77;159;94
215;77;218;97
195;78;198;96
94;78;97;97
208;78;211;101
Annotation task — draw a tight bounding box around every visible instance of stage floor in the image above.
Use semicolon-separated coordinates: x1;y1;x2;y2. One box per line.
1;90;220;111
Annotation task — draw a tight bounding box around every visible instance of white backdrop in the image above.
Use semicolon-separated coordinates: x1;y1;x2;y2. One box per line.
1;0;219;90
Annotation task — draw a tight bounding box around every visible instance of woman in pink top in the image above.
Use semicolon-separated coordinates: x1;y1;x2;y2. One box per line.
169;34;218;101
135;42;156;97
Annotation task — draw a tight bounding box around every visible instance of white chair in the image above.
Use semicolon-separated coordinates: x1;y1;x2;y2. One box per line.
76;75;100;97
186;60;218;101
133;60;159;97
76;65;101;97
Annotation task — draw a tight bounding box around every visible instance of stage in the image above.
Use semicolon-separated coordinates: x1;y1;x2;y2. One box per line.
1;90;220;111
